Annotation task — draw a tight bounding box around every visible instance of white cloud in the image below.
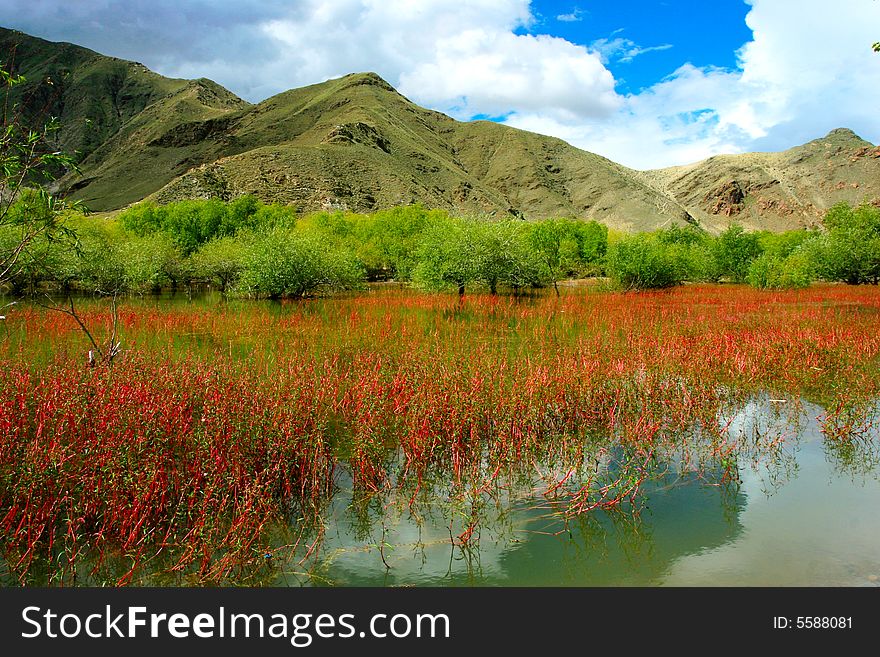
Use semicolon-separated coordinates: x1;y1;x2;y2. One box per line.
556;9;585;23
590;37;673;64
506;0;880;168
254;1;536;93
257;1;619;122
398;30;620;121
4;0;619;125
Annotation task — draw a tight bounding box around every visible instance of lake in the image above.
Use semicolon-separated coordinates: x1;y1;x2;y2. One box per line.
1;284;878;586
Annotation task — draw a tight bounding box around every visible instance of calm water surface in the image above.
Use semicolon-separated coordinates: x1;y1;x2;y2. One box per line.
290;398;880;587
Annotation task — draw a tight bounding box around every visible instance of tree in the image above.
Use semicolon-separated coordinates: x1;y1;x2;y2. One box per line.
192;236;246;292
412;217;482;296
657;224;718;282
476;220;546;294
712;223;762;282
356;204;441;281
529;218;607;295
1;63;77;289
412;217;546;296
237;227;364;298
605;234;682;290
812;202;880;285
747;252;813;289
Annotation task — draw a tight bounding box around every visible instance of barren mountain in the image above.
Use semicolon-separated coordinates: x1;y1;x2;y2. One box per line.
645;128;880;232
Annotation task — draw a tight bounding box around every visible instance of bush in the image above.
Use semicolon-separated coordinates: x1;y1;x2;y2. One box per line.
529;218;608;292
71;223;126;293
129;233;191;291
412;217;547;295
192;236;247;292
605;234;682;290
812;202;880;285
357;204;444;281
72;224;188;294
477;220;547;293
657;226;719;282
747;251;813;289
118;196;295;255
237;228;365;298
411;217;482;294
713;224;763;282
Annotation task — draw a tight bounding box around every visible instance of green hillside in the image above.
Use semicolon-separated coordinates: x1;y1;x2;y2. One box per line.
3;26;878;232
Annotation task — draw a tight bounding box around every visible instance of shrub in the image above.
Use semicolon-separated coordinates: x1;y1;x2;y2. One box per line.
812;202;880;285
747;251;813;289
713;224;763;282
529;218;608;293
605;234;682;290
118;196;293;255
192;236;247;292
237;228;364;298
357;204;444;281
411;217;482;295
412;217;546;295
131;233;191;291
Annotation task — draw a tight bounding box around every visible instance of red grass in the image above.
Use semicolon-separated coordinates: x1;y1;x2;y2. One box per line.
1;283;878;583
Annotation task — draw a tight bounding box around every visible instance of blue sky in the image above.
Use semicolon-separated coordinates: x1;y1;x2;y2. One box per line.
527;1;752;94
1;1;878;169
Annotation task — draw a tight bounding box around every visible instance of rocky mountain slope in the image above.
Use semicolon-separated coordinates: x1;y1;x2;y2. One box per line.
643;128;880;232
3;27;878;232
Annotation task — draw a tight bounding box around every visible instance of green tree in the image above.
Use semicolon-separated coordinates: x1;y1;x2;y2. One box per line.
529;218;607;295
238;228;364;298
72;222;127;293
747;251;813;289
605;234;682;290
812;202;880;284
477;220;546;294
412;217;483;296
657;224;718;282
119;196;279;255
712;223;762;282
132;233;191;292
192;236;247;292
222;195;261;233
357;204;442;280
412;217;546;296
1;64;77;289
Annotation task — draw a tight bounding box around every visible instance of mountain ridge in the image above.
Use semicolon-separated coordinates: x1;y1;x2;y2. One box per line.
3;26;879;232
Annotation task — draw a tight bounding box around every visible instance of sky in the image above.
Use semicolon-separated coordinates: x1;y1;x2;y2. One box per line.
1;0;878;170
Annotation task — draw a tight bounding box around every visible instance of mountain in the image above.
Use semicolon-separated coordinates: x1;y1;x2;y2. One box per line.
643;128;880;232
3;27;879;232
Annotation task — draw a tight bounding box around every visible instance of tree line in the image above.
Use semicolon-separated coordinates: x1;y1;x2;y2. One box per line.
2;194;879;298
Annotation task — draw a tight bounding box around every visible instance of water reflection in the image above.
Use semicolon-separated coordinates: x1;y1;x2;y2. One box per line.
662;399;880;586
284;398;880;587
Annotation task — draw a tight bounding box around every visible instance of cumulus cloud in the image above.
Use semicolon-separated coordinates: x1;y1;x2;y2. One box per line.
259;1;619;122
2;0;619;123
398;31;620;121
507;0;880;168
1;0;878;169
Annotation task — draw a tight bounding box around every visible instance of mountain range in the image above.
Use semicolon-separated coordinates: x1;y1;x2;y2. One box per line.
3;26;879;233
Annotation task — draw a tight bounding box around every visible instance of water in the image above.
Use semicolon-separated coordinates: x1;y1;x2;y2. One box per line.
285;399;880;586
4;287;880;586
